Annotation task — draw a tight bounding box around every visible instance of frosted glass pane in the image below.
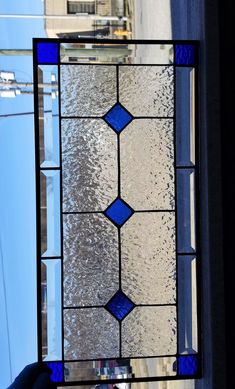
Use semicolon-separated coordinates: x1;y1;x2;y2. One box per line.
62;119;117;212
64;308;119;360
176;68;195;166
40;170;61;257
38;65;59;168
122;307;177;357
177;169;196;252
120;119;174;210
63;214;119;307
64;357;176;381
178;256;198;354
60;65;117;116
121;213;176;304
119;66;174;117
41;259;62;361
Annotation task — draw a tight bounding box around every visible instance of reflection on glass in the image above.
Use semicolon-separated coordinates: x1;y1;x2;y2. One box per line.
40;170;61;257
177;169;196;252
64;357;176;382
176;68;195;166
41;259;62;361
38;65;59;168
60;43;173;64
178;256;198;354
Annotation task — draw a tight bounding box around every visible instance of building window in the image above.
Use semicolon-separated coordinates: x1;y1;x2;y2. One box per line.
67;1;95;14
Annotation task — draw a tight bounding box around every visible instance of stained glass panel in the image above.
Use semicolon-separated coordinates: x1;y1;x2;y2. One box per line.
34;39;200;384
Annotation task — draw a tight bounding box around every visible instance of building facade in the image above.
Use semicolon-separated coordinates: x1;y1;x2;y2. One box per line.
44;0;126;38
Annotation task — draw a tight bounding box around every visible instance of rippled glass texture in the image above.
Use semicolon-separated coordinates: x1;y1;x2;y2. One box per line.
64;308;119;360
38;65;59;168
178;256;198;354
64;357;177;382
119;66;174;117
120;119;174;210
176;67;195;166
122;306;177;357
60;65;117;116
40;170;61;257
61;119;117;212
121;213;176;304
63;214;119;307
41;259;62;361
177;169;196;252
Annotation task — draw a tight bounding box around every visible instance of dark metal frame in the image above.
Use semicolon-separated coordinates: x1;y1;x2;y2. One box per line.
33;38;201;385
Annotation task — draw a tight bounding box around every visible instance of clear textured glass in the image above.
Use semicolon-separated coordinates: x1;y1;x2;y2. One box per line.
64;357;177;382
41;259;62;361
178;256;198;354
61;119;117;212
64;308;119;360
60;65;117;116
38;65;59;168
122;306;177;357
120;119;174;210
121;212;176;304
40;170;61;257
63;213;119;307
177;169;196;252
119;66;174;117
60;43;174;64
176;68;195;166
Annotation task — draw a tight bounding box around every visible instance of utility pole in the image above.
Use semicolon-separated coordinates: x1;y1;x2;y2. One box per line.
0;71;58;98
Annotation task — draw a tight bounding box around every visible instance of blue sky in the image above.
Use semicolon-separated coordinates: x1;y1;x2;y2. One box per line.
0;1;46;387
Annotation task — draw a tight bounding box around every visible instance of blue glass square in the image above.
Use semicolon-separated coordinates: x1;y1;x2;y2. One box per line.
37;42;59;64
104;198;133;226
175;44;195;65
178;356;198;375
106;291;134;321
47;362;63;382
104;103;133;133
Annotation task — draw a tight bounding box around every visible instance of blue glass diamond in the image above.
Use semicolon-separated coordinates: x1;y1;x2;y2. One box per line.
106;291;134;321
178;356;198;375
105;198;133;226
104;103;133;133
46;362;63;382
175;44;195;65
37;42;58;64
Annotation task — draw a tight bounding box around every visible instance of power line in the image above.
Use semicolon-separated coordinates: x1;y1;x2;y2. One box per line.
0;110;52;118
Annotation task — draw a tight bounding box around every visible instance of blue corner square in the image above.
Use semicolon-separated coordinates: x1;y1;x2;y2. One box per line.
104;103;133;133
175;44;195;65
47;362;63;382
37;42;59;64
104;198;133;227
106;291;134;321
178;355;198;375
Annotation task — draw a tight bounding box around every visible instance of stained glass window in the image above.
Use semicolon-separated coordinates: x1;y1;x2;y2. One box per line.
34;39;200;385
